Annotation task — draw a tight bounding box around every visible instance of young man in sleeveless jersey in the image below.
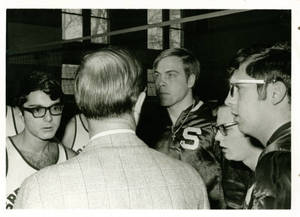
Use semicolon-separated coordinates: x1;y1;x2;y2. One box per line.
6;70;76;209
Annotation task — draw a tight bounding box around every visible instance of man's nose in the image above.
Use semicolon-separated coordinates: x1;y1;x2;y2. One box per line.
43;109;53;122
224;90;233;106
155;74;166;87
215;130;223;143
225;89;238;113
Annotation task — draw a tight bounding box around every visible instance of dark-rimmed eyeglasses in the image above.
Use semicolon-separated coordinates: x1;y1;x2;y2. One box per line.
229;79;266;98
213;121;238;136
22;104;64;118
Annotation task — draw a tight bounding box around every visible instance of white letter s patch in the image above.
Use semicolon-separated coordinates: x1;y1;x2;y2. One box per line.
180;127;202;150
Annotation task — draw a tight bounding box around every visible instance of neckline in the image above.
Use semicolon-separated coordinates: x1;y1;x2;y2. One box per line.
7;136;60;171
90;129;135;141
170;101;197;141
172;100;203;127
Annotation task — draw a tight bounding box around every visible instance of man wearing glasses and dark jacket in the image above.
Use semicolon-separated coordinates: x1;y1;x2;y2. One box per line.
225;43;291;209
6;70;76;209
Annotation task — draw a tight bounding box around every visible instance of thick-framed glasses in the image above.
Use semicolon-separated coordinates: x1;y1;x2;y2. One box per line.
229;79;265;98
213;121;238;136
22;104;64;118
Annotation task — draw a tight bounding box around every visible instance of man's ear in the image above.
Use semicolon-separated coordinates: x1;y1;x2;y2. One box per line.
187;74;196;88
133;90;146;125
270;81;287;105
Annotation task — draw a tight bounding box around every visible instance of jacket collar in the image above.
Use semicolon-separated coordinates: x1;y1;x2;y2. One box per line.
259;122;291;160
267;122;291;146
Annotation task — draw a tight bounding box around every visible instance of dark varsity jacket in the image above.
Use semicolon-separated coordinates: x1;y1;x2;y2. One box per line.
155;100;226;208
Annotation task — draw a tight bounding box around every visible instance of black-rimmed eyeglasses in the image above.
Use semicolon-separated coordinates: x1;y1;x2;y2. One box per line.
213;121;238;136
22;104;64;118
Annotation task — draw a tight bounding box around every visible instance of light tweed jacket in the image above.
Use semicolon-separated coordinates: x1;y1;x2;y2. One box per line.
15;132;209;209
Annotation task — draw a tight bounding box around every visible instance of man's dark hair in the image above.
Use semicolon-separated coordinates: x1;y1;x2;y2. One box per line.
16;70;63;108
228;42;291;103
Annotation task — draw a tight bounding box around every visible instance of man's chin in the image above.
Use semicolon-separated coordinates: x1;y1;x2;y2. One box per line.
160;102;173;108
39;133;56;141
159;95;172;105
159;98;168;107
160;102;168;106
159;99;170;107
225;154;237;161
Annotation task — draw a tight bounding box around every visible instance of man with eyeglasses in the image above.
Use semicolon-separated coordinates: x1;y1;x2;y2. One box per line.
214;106;262;169
214;105;263;208
225;43;291;209
6;70;76;209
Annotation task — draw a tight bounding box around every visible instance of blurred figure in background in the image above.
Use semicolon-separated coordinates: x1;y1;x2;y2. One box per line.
62;113;89;153
6;105;24;137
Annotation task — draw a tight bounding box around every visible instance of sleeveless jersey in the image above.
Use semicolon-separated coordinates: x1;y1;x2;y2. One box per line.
70;114;89;153
6;137;69;209
156;100;225;208
6;106;24;137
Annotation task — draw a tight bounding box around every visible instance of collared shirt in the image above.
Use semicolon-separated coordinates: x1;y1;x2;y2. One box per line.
90;129;135;141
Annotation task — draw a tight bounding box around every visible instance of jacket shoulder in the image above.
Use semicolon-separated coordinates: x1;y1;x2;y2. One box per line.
253;151;291;209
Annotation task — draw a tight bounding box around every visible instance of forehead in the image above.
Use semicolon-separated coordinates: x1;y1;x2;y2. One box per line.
230;61;255;82
156;56;184;73
217;107;234;124
24;90;60;106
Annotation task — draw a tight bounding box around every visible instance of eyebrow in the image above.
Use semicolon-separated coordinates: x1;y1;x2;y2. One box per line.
25;102;61;108
154;69;179;74
165;70;179;74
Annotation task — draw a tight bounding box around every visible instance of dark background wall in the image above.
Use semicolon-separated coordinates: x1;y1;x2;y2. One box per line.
6;9;291;139
183;10;290;101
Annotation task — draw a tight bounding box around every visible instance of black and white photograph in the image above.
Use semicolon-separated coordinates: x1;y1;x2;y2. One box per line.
1;0;300;216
